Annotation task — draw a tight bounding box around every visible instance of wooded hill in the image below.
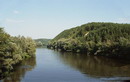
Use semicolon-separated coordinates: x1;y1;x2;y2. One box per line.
34;38;51;47
47;22;130;58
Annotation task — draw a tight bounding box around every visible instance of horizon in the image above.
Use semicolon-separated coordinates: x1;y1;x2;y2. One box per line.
0;0;130;39
3;21;130;40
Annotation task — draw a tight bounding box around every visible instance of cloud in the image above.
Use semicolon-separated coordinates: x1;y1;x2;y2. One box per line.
116;18;130;23
13;10;19;14
5;18;24;23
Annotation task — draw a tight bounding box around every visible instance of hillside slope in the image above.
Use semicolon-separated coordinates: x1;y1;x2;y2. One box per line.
48;22;130;58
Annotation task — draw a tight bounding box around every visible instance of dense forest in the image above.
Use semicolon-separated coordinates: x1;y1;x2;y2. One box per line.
0;28;36;79
47;22;130;59
34;38;51;47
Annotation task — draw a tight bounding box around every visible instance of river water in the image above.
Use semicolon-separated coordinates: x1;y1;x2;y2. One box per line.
1;48;130;82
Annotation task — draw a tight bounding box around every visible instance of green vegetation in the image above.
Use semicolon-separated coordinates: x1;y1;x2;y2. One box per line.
34;38;51;47
0;28;36;79
2;57;36;82
47;22;130;58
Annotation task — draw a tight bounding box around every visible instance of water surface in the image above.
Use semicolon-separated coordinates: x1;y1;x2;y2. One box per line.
1;48;130;82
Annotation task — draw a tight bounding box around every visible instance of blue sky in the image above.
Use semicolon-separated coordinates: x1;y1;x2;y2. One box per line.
0;0;130;39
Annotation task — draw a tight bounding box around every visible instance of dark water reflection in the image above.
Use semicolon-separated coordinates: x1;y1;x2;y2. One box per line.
1;57;36;82
1;48;130;82
57;52;130;78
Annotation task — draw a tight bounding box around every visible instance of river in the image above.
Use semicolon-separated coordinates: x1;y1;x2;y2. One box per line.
1;48;130;82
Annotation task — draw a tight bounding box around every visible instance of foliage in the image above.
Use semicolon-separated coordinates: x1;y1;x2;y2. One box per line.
0;28;36;79
48;22;130;58
34;38;51;47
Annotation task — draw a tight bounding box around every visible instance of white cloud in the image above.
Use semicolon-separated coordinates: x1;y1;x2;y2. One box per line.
5;18;24;23
13;10;19;14
115;18;130;23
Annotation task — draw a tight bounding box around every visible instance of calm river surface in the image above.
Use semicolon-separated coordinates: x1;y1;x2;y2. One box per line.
1;48;130;82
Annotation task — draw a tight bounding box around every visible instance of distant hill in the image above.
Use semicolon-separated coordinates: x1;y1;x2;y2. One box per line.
48;22;130;58
34;38;51;47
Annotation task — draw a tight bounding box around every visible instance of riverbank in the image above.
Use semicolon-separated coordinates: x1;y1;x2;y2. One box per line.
0;28;36;79
47;22;130;59
1;48;130;82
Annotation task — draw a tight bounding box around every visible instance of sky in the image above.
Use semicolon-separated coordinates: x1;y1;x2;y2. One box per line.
0;0;130;39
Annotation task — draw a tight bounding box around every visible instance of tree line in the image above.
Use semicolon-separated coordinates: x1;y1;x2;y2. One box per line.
34;38;51;47
0;28;36;79
47;22;130;59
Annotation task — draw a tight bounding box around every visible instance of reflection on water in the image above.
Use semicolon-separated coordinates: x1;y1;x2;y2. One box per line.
1;48;130;82
56;51;130;78
1;57;36;82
